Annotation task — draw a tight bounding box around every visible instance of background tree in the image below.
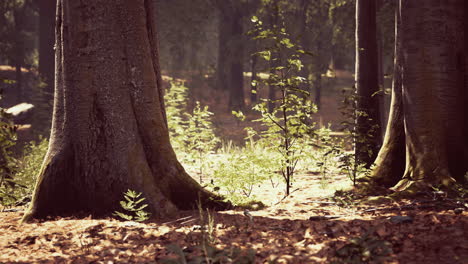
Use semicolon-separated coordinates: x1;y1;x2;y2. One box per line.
354;0;382;168
366;2;404;188
38;0;56;100
24;0;228;221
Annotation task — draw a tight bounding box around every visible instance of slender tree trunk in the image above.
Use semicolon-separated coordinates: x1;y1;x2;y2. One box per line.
250;42;258;104
13;7;24;102
355;0;382;168
38;0;57;100
313;74;322;110
23;0;228;221
228;10;245;111
215;3;233;92
367;3;405;188
377;30;386;134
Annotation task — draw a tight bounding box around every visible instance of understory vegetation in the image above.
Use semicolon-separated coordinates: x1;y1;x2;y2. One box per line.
164;78;360;207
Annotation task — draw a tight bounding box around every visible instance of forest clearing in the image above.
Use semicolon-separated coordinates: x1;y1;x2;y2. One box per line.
1;0;468;263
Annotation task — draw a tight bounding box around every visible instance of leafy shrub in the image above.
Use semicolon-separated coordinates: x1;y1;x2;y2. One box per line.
339;86;377;185
114;189;151;222
165;80;219;182
182;101;219;181
0;95;18;207
246;15;317;196
211;140;279;205
11;137;49;203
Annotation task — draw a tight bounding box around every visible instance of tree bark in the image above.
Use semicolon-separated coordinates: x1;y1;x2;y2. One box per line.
23;0;228;221
393;0;466;191
38;0;56;100
366;3;405;188
370;0;467;192
355;0;382;168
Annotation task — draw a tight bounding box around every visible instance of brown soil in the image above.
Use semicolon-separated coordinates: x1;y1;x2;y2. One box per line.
1;173;466;263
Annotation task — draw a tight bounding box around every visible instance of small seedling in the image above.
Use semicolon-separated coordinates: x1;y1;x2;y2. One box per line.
113;189;151;222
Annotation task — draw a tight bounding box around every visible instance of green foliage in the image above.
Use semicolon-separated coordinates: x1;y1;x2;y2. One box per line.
166;81;190;151
338;86;375;186
0;92;18;207
9;137;48;203
113;189;151;222
183;101;219;180
165;81;219;182
248;15;317;196
211;140;279;205
332;232;393;264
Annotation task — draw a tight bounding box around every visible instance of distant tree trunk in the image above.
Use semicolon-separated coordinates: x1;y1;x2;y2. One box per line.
216;14;231;91
38;0;56;100
13;6;25;102
313;74;322;110
377;30;386;134
369;0;467;193
250;42;258;104
267;2;279;113
23;0;229;221
355;0;382;168
366;3;404;188
228;10;245;111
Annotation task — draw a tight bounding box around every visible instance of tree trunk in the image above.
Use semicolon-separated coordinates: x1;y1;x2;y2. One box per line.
216;14;230;91
13;6;25;102
38;0;56;100
355;0;382;168
228;10;245;111
393;0;466;191
366;3;405;188
250;42;258;104
23;0;228;221
313;74;322;111
370;0;467;192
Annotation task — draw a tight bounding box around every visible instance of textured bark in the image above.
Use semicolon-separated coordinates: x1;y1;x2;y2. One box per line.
393;0;466;191
24;0;228;221
38;0;56;99
367;3;405;188
355;0;382;168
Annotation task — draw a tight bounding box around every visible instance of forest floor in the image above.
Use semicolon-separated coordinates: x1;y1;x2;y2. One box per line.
1;173;467;264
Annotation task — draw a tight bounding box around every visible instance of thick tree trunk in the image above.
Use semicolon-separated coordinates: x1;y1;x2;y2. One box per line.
367;3;405;188
38;0;56;100
355;0;382;168
393;0;466;191
24;0;228;221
